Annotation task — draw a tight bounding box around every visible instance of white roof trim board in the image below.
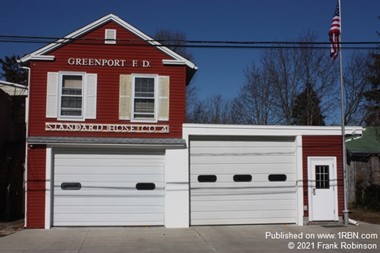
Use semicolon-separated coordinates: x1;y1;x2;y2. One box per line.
183;124;363;137
20;14;197;70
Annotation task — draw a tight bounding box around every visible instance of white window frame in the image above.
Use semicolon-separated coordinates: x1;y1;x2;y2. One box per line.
131;74;158;123
105;29;117;44
58;72;86;121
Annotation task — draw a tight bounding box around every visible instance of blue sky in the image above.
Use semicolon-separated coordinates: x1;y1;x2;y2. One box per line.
1;0;379;100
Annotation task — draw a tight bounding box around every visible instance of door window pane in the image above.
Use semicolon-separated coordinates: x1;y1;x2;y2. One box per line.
316;165;330;189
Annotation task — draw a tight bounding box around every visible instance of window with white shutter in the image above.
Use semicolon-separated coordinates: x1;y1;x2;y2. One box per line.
158;76;169;121
46;72;59;118
46;72;97;120
119;74;170;122
119;74;132;120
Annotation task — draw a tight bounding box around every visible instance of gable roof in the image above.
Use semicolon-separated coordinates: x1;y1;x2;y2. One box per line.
20;14;197;72
346;126;380;155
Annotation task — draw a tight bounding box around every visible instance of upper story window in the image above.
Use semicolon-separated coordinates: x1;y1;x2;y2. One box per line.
46;72;97;121
60;74;83;117
133;76;156;120
119;74;169;122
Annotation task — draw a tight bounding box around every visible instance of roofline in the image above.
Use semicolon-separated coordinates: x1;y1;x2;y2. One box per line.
20;14;197;70
183;124;363;137
27;136;187;149
0;80;28;90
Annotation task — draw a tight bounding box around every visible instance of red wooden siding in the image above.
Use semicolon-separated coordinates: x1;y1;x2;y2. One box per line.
302;136;344;217
26;145;46;228
28;21;187;139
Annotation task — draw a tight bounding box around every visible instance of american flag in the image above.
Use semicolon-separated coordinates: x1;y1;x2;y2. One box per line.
329;1;341;60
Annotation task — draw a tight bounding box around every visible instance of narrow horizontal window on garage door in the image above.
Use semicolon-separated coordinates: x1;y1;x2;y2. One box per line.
198;175;217;182
136;183;156;190
268;174;287;182
61;182;81;190
233;174;252;182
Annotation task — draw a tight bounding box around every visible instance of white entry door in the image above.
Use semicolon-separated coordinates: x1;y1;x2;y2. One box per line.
308;157;338;221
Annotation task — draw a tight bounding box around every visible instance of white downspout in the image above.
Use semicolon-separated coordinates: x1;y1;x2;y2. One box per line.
21;65;30;228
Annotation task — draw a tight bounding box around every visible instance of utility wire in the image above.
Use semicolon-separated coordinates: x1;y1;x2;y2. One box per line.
0;34;378;50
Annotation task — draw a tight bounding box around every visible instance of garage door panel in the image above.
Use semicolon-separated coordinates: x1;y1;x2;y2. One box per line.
191;192;296;201
191;147;296;155
191;138;295;147
191;163;294;171
55;158;163;168
54;181;165;189
190;175;296;185
56;204;162;215
53;149;164;226
54;213;163;224
191;155;295;165
192;199;296;211
191;211;296;225
55;174;163;183
192;210;296;219
54;196;164;206
190;137;297;225
54;167;162;175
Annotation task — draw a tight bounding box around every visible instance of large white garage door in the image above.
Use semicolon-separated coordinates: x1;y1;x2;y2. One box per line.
190;136;297;225
53;149;164;226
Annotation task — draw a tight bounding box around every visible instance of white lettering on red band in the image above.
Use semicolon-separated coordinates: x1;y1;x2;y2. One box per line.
67;58;151;68
45;122;169;133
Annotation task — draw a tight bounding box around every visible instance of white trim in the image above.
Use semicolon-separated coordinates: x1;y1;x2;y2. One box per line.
165;149;190;228
162;59;186;65
0;80;28;90
20;14;197;70
20;55;55;62
45;146;53;229
183;124;362;137
131;74;158;123
104;29;117;44
295;136;304;226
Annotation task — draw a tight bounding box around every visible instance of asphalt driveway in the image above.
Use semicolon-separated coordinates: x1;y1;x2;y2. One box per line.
0;222;379;253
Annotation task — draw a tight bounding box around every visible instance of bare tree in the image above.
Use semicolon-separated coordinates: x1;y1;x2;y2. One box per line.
231;63;276;124
154;29;193;61
186;99;209;123
186;94;233;124
251;32;338;125
206;95;231;124
344;51;372;125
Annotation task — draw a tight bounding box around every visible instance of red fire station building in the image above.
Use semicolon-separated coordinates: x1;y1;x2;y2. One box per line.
21;14;361;228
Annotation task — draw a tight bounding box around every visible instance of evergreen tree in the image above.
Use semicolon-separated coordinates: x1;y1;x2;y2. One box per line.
291;83;325;126
364;53;380;125
0;55;28;84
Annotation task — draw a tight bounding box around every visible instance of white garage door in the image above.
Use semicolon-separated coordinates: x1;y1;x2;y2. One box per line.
53;149;164;226
190;136;297;225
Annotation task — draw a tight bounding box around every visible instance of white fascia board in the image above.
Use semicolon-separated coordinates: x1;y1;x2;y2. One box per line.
162;59;186;66
0;80;28;89
20;14;197;70
183;124;362;137
20;55;55;62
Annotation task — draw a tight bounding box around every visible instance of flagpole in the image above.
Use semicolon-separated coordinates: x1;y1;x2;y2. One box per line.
338;0;349;226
